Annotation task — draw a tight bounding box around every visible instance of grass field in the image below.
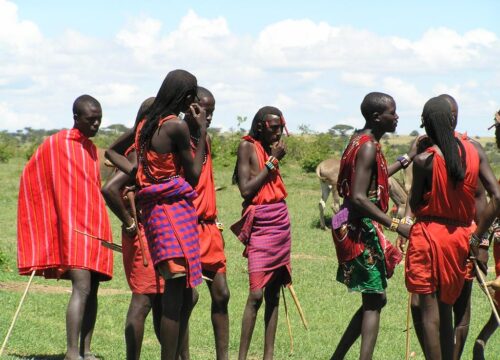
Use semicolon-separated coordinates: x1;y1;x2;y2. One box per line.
0;148;498;359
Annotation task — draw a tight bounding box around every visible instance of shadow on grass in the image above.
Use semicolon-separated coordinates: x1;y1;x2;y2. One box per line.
311;215;332;229
9;354;106;360
9;354;65;360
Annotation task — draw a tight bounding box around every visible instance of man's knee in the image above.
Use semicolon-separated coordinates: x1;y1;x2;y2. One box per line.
247;290;264;310
211;278;230;308
362;293;387;311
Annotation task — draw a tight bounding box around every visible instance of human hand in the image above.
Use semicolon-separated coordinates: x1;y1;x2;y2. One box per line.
271;139;287;160
396;235;408;254
475;247;489;275
188;103;207;130
396;222;411;239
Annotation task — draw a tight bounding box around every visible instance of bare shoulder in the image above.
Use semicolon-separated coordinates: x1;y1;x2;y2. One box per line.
413;151;433;169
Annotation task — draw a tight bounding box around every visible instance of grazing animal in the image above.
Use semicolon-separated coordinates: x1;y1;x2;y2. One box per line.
97;148;115;181
316;157;410;229
316;158;341;230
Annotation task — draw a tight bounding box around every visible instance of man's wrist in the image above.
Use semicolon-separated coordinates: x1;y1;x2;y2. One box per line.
397;153;411;169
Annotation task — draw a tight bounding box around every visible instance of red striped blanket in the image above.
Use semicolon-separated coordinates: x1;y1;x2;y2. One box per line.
232;201;291;274
137;178;202;288
17;128;113;280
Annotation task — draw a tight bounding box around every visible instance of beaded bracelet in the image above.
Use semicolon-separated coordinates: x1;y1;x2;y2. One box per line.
389;217;400;232
265;160;275;171
269;156;279;167
400;216;414;226
469;233;480;247
397;153;411;169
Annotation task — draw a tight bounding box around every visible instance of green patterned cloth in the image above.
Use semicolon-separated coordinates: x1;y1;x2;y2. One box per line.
336;217;387;293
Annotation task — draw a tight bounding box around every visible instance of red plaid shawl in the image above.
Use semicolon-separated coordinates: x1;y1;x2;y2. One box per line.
137;178;202;288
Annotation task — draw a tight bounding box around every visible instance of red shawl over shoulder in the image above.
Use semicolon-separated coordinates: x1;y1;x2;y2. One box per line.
17;128;113;280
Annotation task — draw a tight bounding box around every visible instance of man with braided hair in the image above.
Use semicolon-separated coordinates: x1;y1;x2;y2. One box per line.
232;106;290;360
404;97;500;360
125;69;207;360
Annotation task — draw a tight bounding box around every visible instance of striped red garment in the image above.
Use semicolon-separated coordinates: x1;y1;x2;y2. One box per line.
17;128;113;280
246;201;291;275
137;178;202;288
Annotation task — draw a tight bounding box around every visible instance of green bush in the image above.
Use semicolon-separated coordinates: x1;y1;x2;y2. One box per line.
0;132;18;163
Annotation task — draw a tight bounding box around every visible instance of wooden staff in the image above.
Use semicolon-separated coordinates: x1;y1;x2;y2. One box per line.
74;229;122;253
405;293;412;360
473;259;500;325
287;284;308;330
0;270;36;356
126;190;148;267
282;286;293;355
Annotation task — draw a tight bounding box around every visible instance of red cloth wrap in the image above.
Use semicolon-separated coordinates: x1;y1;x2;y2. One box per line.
192;140;226;272
137;178;202;288
494;241;500;309
122;224;164;294
333;134;389;263
199;223;226;273
231;136;291;289
406;135;478;304
17;128;113;280
135;116;183;187
242;136;287;205
337;134;389;213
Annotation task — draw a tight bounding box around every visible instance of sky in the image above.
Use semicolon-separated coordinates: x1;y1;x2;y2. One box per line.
1;0;499;135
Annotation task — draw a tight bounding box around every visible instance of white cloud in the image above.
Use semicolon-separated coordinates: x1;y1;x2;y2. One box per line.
340;72;376;87
0;102;49;130
0;2;499;136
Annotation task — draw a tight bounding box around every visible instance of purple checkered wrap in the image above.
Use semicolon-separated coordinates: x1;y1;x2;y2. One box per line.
137;178;202;288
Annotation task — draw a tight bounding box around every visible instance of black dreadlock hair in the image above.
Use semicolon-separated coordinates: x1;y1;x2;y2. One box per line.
138;69;197;154
133;97;155;130
422;97;465;185
232;106;283;185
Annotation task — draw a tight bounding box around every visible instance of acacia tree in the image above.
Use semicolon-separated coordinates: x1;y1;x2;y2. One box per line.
332;124;354;136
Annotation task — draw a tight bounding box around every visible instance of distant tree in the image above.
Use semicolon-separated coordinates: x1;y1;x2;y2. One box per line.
105;124;129;133
409;130;419;136
237;115;247;133
332;124;354;136
298;124;314;135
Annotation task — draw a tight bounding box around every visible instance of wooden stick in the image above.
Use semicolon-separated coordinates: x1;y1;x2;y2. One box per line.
405;293;412;360
0;270;36;356
74;229;122;253
473;259;500;325
287;284;309;330
282;286;293;355
126;191;148;267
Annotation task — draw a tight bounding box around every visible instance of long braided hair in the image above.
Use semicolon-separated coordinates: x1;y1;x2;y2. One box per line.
137;70;197;182
232;106;283;185
422;97;466;185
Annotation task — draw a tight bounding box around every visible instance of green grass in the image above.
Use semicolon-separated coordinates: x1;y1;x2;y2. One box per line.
0;156;498;359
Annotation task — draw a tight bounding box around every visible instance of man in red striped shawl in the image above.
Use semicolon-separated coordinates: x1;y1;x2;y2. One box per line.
232;106;290;360
17;95;113;360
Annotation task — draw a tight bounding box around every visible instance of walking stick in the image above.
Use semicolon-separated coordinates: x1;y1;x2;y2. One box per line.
287;284;309;330
126;190;148;267
74;229;122;253
282;286;294;355
473;259;500;325
405;293;412;360
0;270;36;356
